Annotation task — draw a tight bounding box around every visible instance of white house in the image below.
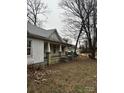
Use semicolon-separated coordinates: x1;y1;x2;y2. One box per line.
27;22;73;65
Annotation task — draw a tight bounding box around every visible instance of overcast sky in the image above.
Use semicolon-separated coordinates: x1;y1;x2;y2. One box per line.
40;0;75;44
42;0;63;32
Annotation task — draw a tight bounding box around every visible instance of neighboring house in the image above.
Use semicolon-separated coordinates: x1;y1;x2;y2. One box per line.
27;22;73;65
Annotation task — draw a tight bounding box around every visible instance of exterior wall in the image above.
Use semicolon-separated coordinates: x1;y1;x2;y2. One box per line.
27;38;44;64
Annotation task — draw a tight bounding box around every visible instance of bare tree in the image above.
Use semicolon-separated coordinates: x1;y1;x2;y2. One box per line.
60;0;97;58
27;0;47;26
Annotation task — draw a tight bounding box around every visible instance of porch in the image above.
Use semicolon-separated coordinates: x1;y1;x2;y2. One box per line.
44;41;67;65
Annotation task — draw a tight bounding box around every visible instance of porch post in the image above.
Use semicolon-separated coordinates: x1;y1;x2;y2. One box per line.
47;42;51;65
59;44;62;57
47;42;51;52
65;45;68;55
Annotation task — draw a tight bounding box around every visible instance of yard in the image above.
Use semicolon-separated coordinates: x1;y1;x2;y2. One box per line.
27;56;97;93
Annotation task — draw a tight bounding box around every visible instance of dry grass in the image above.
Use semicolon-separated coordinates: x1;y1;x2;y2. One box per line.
27;56;97;93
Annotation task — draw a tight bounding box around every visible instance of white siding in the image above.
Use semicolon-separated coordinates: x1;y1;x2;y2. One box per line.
27;38;44;64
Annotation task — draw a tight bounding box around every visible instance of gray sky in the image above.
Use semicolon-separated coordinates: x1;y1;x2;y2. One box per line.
40;0;76;44
43;0;63;32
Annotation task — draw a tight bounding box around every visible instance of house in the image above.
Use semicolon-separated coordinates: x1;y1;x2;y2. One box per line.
27;22;73;65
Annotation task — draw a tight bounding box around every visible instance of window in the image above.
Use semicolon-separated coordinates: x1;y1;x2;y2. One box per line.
27;40;31;55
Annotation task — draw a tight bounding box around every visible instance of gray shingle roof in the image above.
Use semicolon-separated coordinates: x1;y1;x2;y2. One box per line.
27;22;65;43
27;22;55;38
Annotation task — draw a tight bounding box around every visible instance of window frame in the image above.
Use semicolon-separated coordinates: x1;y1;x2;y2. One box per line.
27;39;32;57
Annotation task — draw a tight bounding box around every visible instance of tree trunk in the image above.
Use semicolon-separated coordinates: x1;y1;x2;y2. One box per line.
87;15;96;59
74;25;83;55
88;38;96;59
90;49;96;59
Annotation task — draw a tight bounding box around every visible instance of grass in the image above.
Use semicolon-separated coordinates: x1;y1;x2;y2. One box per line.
27;56;97;93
